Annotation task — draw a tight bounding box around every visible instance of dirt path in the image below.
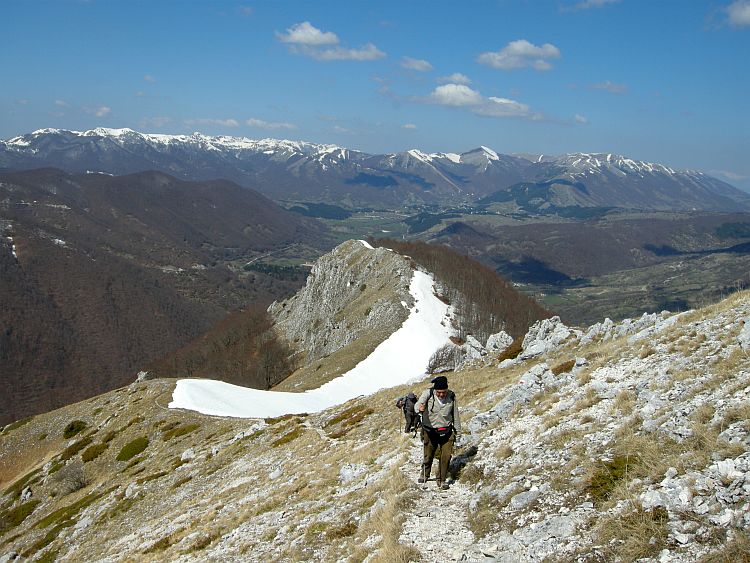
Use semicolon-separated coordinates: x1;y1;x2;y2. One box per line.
398;435;478;562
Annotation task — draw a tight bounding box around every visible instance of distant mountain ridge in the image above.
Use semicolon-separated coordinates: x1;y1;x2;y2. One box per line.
2;127;748;211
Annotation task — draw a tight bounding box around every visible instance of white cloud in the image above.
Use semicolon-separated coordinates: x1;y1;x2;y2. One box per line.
562;0;620;11
239;6;253;17
726;0;750;27
278;21;385;61
246;118;297;130
575;114;588;124
429;84;484;107
16;99;29;105
402;123;417;129
437;73;471;85
592;80;628;94
144;74;156;83
424;84;541;120
185;118;240;128
54;100;69;107
333;125;351;133
276;21;339;45
477;39;561;71
401;56;433;72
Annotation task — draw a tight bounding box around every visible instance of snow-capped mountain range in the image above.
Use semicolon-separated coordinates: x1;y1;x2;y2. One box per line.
2;127;748;211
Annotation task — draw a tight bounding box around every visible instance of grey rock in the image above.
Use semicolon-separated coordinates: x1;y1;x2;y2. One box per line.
520;317;576;359
739;317;750;351
135;370;155;382
269;240;412;364
509;487;541;510
486;331;513;353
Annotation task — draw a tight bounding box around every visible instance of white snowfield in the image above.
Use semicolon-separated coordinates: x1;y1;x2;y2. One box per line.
169;242;453;418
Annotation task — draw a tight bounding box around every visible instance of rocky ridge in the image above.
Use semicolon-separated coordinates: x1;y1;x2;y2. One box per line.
268;240;412;365
1;287;749;561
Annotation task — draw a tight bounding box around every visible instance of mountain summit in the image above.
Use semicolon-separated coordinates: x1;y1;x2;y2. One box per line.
2;127;748;211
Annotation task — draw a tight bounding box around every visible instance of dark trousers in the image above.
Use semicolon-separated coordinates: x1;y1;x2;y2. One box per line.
404;412;417;433
421;428;455;484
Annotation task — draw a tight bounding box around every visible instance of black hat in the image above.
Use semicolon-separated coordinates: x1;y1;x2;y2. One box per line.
431;376;448;390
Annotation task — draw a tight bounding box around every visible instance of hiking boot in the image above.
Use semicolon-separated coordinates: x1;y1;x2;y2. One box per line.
417;477;426;483
438;482;449;490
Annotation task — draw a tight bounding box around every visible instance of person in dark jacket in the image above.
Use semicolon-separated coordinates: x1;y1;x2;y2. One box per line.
396;392;419;433
415;375;461;490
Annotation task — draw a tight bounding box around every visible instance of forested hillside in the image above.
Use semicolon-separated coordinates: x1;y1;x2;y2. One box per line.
0;169;327;425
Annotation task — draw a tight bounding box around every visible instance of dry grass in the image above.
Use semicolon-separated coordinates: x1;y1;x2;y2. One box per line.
595;503;669;562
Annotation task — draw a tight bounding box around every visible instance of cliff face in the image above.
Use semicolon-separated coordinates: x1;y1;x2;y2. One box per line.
268;240;413;365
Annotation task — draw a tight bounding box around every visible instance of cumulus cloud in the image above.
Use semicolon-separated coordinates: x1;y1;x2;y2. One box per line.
185;118;240;128
401;56;433;71
429;84;484;107
477;39;561;71
437;73;471;84
575;114;588;124
423;83;540;120
402;123;417;129
246;118;297;130
276;21;339;45
726;0;750;27
592;80;628;94
143;74;156;82
277;21;385;61
54;100;69;107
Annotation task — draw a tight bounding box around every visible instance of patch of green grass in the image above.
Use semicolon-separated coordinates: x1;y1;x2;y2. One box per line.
81;443;109;463
60;436;94;461
63;420;87;439
2;416;34;434
172;476;192;490
162;423;200;441
272;426;304;448
34;489;109;530
3;467;42;501
324;404;375;438
0;499;41;534
47;460;65;475
585;455;639;504
116;437;149;462
35;549;59;563
136;471;169;485
327;520;357;539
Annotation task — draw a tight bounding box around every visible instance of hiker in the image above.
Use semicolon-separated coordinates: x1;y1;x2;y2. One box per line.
395;392;419;433
416;375;461;490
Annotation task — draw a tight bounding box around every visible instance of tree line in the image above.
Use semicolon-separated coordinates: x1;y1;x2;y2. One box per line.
367;238;551;342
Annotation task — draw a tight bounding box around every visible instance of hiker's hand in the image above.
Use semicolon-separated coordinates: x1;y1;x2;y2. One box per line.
418;404;425;412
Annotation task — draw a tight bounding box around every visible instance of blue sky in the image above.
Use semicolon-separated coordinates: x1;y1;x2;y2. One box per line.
2;0;750;190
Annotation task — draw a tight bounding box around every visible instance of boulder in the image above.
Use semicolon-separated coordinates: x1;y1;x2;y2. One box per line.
486;330;513;353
